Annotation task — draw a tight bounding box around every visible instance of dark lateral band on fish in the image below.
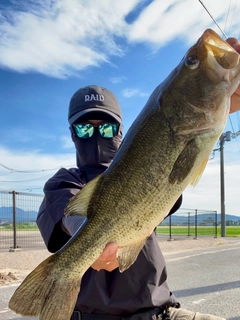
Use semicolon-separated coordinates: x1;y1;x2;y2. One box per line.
8;29;240;320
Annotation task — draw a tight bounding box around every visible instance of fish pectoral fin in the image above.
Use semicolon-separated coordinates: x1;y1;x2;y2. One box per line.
8;254;82;320
189;157;209;187
64;174;102;218
117;238;147;272
169;139;199;184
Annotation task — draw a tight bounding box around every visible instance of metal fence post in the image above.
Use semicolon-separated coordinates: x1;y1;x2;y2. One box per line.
187;212;190;236
168;214;173;241
194;209;198;239
214;210;218;238
12;191;17;249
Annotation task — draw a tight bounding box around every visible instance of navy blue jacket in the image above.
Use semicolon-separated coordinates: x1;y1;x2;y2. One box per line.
37;167;180;315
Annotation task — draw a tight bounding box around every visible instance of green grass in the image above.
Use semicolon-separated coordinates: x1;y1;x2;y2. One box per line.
1;224;239;237
0;223;38;231
156;226;240;237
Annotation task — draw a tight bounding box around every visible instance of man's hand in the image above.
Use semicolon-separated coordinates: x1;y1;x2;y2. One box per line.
91;242;119;272
226;37;240;113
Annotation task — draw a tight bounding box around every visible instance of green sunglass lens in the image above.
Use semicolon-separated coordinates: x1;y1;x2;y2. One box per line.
74;123;119;139
74;124;94;139
99;123;118;138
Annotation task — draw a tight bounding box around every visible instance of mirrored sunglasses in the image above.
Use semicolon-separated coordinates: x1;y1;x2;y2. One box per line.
73;123;119;139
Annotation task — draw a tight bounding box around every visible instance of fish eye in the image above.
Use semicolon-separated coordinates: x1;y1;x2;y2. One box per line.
185;55;200;69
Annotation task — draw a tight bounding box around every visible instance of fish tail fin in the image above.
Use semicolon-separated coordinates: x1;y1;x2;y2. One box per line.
9;254;81;320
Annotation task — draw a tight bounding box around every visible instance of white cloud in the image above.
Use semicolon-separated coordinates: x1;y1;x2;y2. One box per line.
0;0;239;78
60;135;74;149
110;76;127;84
4;127;56;144
0;142;239;216
0;146;75;192
183;158;240;217
0;0;138;78
127;0;240;46
122;88;149;98
1;124;74;151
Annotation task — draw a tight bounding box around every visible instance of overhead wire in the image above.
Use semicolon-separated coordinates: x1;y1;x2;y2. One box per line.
198;0;228;38
226;0;237;36
0;187;43;192
0;174;54;183
0;162;75;174
220;0;240;157
228;116;240;156
237;112;240;130
0;162;75;189
0;172;13;176
198;0;240;160
224;0;232;33
225;0;240;157
3;1;240;189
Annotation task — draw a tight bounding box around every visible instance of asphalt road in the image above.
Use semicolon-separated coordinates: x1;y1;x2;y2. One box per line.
164;240;240;320
0;239;239;320
0;230;44;250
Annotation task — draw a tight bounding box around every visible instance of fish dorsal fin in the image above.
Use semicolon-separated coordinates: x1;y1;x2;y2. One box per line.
189;157;209;187
64;174;102;218
117;237;148;272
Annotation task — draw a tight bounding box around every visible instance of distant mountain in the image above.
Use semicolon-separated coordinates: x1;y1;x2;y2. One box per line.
161;212;240;225
223;214;240;222
0;206;38;223
1;206;240;226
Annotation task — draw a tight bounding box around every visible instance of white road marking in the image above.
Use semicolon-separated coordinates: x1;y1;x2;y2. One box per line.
0;282;20;290
191;298;206;305
165;246;239;262
0;308;10;314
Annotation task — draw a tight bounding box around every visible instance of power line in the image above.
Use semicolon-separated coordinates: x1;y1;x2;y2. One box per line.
213;129;240;237
0;162;75;173
237;112;240;130
224;0;232;33
0;174;53;183
229;115;234;132
229;116;240;155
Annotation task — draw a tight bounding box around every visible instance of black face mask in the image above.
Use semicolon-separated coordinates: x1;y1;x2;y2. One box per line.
70;125;122;180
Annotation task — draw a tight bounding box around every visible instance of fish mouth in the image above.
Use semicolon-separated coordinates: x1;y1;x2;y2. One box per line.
201;29;239;69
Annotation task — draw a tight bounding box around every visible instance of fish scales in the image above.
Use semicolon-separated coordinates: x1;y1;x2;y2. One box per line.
9;29;240;320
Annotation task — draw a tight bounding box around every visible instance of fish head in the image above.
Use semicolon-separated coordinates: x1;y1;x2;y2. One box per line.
162;28;240;136
189;28;240;99
153;28;240;187
194;28;239;70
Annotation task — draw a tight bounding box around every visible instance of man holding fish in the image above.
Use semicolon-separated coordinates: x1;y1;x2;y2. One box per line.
9;32;240;320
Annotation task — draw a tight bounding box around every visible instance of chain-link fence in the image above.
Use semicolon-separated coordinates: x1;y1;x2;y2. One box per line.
0;191;44;249
157;207;218;239
0;190;223;250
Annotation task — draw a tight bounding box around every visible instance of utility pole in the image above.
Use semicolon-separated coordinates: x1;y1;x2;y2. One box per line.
218;130;240;237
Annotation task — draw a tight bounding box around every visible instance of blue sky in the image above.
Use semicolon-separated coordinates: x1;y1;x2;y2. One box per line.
0;0;240;216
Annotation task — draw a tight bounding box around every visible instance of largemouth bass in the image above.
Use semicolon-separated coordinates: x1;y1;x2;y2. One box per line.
9;29;240;320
